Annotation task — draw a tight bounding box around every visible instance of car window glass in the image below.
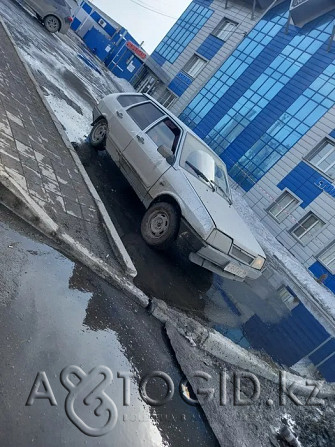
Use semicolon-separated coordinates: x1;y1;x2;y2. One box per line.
180;133;231;198
117;95;146;107
146;119;181;153
127;103;164;130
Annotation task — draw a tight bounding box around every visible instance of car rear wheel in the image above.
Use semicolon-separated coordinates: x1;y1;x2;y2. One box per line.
44;15;61;33
141;202;180;250
88;119;107;150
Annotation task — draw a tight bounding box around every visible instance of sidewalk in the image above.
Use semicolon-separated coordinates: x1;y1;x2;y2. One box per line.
0;20;134;277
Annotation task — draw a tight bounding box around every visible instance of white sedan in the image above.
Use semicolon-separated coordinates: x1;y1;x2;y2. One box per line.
88;93;266;281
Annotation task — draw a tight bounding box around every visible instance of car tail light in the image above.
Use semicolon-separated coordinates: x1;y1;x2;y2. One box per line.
66;16;73;23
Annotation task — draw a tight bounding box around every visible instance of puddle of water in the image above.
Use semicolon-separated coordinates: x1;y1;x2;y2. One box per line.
0;211;218;447
208;267;335;382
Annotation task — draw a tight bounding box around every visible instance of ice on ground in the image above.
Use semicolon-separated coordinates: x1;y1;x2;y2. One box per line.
1;3;133;143
232;188;335;319
18;41;133;142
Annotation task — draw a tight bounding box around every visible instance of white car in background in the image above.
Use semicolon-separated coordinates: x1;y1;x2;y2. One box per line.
88;93;266;281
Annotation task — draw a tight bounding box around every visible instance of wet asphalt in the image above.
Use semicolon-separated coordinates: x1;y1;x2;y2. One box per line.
0;205;219;446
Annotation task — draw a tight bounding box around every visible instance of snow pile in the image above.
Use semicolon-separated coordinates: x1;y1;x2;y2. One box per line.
231;188;335;318
106;72;136;93
45;92;91;142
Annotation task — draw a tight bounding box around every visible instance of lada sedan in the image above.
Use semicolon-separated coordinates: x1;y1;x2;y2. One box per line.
88;93;266;281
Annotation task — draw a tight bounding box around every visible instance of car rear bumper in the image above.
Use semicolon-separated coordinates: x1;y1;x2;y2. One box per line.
180;219;262;281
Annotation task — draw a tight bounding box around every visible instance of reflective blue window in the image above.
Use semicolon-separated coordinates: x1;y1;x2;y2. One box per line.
180;1;335;190
154;2;213;64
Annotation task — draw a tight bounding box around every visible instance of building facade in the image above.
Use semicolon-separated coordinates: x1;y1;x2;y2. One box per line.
137;0;335;295
71;1;147;81
134;0;271;110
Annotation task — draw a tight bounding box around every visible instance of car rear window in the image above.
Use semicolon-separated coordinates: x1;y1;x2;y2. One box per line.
117;95;146;107
127;102;164;130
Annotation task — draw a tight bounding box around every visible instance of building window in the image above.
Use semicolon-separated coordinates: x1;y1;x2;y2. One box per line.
183;55;207;79
307;139;335;180
155;3;213;64
212;18;238;41
268;191;299;222
290;212;325;245
318;242;335;274
180;4;335;193
158;90;177;109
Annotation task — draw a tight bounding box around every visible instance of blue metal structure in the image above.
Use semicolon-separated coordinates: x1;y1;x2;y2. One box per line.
71;1;146;81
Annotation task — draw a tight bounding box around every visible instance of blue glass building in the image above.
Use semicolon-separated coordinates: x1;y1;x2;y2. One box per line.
180;1;335;192
142;0;335;296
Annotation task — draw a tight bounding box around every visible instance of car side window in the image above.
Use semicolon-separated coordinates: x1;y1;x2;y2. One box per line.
146;119;181;154
117;95;146;107
127;103;164;130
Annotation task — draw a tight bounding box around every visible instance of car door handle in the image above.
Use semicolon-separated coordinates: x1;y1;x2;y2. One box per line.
136;135;144;144
116;111;123;118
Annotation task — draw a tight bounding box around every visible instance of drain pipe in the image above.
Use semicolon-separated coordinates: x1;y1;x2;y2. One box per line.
252;0;256;20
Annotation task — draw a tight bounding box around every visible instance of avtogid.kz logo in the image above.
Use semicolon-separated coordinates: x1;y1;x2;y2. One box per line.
26;365;118;437
26;366;326;437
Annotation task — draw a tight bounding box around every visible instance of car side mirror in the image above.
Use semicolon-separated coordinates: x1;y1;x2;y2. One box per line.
157;145;174;164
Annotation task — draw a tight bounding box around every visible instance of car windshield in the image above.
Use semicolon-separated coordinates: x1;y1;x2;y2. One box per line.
180;133;232;203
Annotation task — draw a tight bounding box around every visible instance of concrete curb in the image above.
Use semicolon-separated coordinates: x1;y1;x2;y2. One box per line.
0;166;149;308
0;17;137;279
1;160;334;398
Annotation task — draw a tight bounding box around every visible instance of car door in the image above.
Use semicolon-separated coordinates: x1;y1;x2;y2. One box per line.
106;97;157;159
24;0;41;14
122;115;182;199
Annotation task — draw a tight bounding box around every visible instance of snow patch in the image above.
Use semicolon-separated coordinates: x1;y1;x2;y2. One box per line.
46;92;91;142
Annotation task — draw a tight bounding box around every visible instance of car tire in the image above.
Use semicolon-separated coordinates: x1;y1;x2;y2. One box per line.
44;15;61;33
88;119;107;151
141;202;180;250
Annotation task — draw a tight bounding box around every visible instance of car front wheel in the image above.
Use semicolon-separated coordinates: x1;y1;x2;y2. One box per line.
141;202;180;250
44;15;61;33
88;119;107;150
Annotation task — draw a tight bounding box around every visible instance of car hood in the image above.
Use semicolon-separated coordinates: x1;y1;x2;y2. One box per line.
183;171;265;257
